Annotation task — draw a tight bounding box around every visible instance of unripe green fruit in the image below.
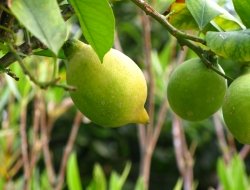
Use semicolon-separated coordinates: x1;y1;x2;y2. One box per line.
222;74;250;144
167;58;227;121
63;39;149;127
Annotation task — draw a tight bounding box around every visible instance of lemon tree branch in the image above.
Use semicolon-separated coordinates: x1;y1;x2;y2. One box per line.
130;0;233;82
130;0;205;44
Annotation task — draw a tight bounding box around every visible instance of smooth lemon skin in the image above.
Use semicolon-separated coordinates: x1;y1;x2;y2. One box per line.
222;74;250;144
64;39;149;127
167;58;227;121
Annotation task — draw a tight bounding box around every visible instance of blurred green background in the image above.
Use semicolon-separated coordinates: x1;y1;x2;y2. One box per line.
0;0;250;190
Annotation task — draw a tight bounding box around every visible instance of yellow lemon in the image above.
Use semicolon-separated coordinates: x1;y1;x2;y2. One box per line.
63;39;149;127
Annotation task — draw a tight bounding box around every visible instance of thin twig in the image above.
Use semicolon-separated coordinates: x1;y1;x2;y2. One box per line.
0;25;15;40
172;115;194;190
8;44;76;91
172;116;185;177
40;95;56;187
213;114;230;163
55;111;83;190
140;10;155;139
114;30;123;52
0;37;43;68
138;124;146;161
140;99;168;190
139;8;155;190
20;101;30;190
239;145;250;160
30;96;42;173
0;4;13;15
150;98;168;151
9;157;23;178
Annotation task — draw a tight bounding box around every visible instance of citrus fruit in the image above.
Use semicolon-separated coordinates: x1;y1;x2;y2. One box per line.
167;58;227;121
222;73;250;144
63;39;149;127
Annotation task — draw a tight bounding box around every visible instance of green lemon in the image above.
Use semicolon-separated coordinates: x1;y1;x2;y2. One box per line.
63;39;149;127
167;58;227;121
222;74;250;144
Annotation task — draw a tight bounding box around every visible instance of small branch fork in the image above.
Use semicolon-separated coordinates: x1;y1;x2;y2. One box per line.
7;43;76;91
130;0;233;82
172;116;194;190
31;93;81;190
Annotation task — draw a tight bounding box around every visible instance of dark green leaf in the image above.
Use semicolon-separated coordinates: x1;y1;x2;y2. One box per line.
10;0;67;55
33;49;66;59
69;0;115;61
233;0;250;28
206;30;250;62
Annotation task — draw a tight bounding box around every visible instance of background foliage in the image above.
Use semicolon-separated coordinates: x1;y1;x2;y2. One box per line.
0;0;250;190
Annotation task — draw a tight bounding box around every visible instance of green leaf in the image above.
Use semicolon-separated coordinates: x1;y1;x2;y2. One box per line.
41;171;52;190
209;0;245;32
87;163;106;190
0;177;5;190
5;72;21;100
33;49;66;59
206;30;250;62
173;178;183;190
118;162;131;188
217;155;250;190
66;152;83;190
69;0;115;61
231;155;249;190
233;0;250;28
212;10;245;31
168;2;198;31
186;0;221;30
10;0;67;55
217;158;231;190
7;61;33;100
109;172;120;190
135;177;145;190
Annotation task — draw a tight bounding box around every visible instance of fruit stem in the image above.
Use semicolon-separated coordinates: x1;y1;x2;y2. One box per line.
178;38;234;82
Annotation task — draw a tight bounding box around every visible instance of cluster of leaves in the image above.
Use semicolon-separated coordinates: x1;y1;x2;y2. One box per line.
66;152;144;190
217;155;250;190
6;0;115;63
